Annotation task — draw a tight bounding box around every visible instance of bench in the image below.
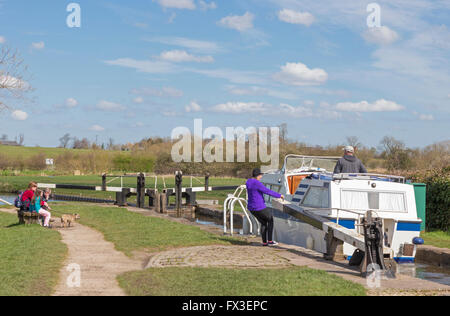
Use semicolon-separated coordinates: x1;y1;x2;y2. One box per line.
17;210;42;225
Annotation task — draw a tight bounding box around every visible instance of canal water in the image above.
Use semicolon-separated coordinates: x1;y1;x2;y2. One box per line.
1;193;449;286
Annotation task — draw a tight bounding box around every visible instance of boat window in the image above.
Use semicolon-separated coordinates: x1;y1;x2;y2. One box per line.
341;190;406;212
285;156;339;172
301;186;329;208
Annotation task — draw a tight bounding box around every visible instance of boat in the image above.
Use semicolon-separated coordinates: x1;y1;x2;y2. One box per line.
255;155;423;264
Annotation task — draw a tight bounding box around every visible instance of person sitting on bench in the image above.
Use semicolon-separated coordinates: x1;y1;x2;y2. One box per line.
21;182;38;211
30;190;52;228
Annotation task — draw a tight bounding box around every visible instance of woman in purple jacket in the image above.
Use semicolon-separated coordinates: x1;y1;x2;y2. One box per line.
246;168;284;246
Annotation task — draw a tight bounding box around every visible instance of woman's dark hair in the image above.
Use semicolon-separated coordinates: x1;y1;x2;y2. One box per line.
252;168;263;178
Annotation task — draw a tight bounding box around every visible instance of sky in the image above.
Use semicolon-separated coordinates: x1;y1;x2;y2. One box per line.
0;0;449;148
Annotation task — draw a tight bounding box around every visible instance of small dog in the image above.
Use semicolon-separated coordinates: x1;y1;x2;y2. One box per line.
61;214;80;228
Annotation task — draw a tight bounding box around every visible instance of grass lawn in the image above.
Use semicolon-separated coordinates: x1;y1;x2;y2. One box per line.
118;267;366;296
51;203;246;256
421;231;450;249
0;211;67;296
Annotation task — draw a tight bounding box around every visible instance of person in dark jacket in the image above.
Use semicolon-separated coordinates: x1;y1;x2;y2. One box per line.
333;146;368;174
246;168;284;246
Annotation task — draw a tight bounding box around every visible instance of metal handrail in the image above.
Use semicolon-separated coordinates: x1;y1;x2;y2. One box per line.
223;185;258;236
333;173;406;183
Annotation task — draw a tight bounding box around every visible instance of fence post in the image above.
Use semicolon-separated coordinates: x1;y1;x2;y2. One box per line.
102;173;107;191
160;192;167;214
137;173;146;208
175;171;183;216
205;172;210;192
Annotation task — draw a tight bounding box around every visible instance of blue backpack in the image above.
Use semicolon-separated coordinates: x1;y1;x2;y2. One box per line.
14;192;24;208
14;192;31;210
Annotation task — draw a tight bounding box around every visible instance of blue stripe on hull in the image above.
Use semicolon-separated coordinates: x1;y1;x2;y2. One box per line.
394;257;415;264
397;222;421;232
330;219;356;229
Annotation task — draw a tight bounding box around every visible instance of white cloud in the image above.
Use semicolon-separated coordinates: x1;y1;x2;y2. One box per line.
159;50;214;63
278;9;315;27
156;0;196;10
199;1;217;11
131;86;184;98
11;110;28;121
0;36;6;44
185;101;202;112
419;114;434;121
90;125;105;132
0;75;28;90
133;97;144;104
212;101;340;119
226;85;297;100
274;62;328;86
218;12;254;32
363;26;399;45
104;58;176;74
147;37;222;54
213;102;265;114
65;98;78;108
336;99;404;112
413;111;434;121
31;41;45;50
96;100;126;112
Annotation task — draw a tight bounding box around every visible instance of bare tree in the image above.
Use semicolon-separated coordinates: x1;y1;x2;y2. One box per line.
59;133;71;148
0;46;32;111
346;136;362;149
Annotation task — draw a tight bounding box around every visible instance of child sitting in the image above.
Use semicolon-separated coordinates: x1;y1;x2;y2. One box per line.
30;190;52;228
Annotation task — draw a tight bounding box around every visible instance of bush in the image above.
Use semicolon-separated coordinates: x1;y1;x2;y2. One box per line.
411;167;450;232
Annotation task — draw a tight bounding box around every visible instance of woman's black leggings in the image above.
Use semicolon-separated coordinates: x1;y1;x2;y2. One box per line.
250;208;274;244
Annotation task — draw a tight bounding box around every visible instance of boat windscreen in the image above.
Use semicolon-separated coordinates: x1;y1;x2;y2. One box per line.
285;156;339;172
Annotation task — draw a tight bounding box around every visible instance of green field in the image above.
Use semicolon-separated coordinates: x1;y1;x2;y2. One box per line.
421;231;450;249
0;144;94;159
50;204;245;256
118;267;366;296
0;211;67;296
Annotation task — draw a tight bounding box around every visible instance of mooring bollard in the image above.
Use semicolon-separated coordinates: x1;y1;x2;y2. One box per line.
102;173;107;191
175;171;183;216
160;192;167;214
205;172;210;192
137;173;145;208
154;191;161;213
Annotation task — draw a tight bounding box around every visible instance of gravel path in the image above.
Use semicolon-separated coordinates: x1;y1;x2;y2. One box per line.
52;222;141;296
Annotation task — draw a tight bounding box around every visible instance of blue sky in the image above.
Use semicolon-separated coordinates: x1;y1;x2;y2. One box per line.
0;0;449;148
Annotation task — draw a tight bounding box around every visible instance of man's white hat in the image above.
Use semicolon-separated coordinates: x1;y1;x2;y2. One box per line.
344;146;355;153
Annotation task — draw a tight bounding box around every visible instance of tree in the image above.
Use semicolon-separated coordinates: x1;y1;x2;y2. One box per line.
379;136;413;171
59;133;71;148
73;137;90;149
0;46;32;111
346;136;362;150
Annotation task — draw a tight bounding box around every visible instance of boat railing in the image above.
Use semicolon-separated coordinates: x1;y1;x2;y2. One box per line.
333;173;406;183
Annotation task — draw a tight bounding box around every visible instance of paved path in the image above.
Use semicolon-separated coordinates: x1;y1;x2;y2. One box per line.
52;222;141;296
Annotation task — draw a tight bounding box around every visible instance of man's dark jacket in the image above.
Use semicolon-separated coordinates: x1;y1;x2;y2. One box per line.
333;155;368;174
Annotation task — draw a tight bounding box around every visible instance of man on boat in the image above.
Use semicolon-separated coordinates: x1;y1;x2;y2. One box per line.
333;146;368;174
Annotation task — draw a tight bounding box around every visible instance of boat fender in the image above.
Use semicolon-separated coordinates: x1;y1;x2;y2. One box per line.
413;237;424;245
